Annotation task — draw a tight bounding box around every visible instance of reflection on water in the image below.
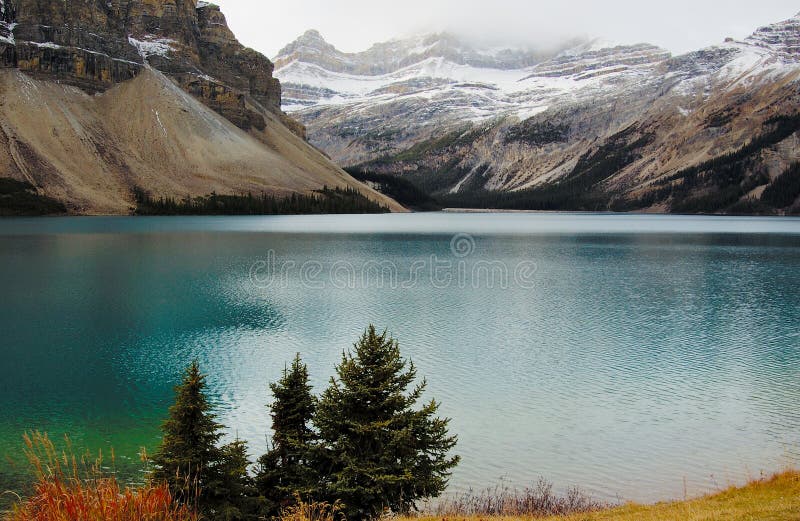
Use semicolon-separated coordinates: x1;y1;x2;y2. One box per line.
0;214;799;504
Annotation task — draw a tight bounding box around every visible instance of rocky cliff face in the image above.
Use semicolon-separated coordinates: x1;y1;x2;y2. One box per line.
0;0;402;213
276;14;800;214
1;0;286;129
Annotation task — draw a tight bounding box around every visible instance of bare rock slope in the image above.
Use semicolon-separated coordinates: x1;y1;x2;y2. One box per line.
0;0;401;213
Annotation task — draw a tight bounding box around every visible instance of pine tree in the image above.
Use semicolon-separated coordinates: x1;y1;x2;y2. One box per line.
153;361;259;520
256;354;318;514
314;326;459;520
153;360;224;504
216;439;259;520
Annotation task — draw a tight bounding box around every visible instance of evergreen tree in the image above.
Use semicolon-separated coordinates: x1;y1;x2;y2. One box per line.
216;439;259;520
153;361;258;520
153;360;224;505
314;326;459;520
256;354;318;514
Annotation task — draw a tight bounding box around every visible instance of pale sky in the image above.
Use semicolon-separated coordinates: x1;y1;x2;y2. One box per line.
212;0;800;59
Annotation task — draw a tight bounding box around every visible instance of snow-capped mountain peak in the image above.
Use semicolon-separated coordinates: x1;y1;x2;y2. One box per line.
274;29;341;70
274;30;671;120
271;13;800;215
275;31;567;76
744;12;800;58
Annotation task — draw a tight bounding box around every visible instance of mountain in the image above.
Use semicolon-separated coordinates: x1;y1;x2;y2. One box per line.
0;0;401;214
275;16;800;214
275;30;560;75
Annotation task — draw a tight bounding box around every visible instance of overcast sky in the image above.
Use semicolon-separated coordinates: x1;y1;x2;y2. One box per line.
212;0;800;59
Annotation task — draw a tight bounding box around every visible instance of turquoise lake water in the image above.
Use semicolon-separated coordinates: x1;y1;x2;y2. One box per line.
1;213;799;503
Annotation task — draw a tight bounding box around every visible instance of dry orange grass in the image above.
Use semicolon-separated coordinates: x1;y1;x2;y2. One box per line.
402;471;800;521
279;495;345;521
5;432;197;521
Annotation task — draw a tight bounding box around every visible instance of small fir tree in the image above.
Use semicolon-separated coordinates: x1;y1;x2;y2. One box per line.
153;361;258;520
153;360;224;504
314;326;459;520
256;354;318;514
216;438;259;520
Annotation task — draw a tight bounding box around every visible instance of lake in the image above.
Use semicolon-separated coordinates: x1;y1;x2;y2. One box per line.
1;213;799;504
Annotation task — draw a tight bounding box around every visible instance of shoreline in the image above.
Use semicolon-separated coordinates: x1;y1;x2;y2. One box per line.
4;468;798;519
405;471;800;521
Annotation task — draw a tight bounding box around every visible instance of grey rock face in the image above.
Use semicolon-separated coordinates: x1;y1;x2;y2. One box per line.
1;0;293;132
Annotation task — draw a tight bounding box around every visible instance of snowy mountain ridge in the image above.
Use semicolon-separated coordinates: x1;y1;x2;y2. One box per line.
275;31;670;124
272;13;800;214
275;30;558;74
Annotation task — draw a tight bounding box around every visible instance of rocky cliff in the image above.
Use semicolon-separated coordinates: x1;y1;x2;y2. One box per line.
0;0;401;213
3;0;282;129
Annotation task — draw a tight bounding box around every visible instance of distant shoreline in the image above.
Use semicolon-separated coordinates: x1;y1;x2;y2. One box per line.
442;208;603;214
441;208;800;217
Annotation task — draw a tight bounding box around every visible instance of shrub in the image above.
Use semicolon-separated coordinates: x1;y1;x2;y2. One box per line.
432;478;606;517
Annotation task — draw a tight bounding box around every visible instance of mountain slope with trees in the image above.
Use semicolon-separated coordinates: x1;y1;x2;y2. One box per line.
276;13;800;214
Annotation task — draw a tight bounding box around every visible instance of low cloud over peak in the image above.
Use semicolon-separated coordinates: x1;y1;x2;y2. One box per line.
215;0;800;58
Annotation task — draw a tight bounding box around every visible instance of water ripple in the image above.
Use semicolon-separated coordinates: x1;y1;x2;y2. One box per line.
0;216;799;504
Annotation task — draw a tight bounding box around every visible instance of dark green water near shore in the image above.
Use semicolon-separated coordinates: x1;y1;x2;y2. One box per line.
1;213;799;504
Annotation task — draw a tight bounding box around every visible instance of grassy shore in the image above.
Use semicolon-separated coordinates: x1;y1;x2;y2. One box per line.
405;471;800;521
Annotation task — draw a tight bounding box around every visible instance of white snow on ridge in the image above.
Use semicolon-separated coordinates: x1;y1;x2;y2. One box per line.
277;47;665;124
33;41;61;49
277;14;800;133
278;54;622;106
22;40;140;65
128;35;175;60
0;21;14;45
666;38;800;97
557;38;624;57
716;42;772;84
278;58;528;99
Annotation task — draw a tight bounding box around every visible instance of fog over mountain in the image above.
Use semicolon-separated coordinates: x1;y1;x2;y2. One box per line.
216;0;799;57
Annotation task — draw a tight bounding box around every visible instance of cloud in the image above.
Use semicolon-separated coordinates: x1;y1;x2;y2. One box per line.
214;0;799;58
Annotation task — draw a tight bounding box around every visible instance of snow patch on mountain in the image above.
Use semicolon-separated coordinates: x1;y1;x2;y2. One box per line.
128;35;175;60
558;38;624;56
0;21;14;45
